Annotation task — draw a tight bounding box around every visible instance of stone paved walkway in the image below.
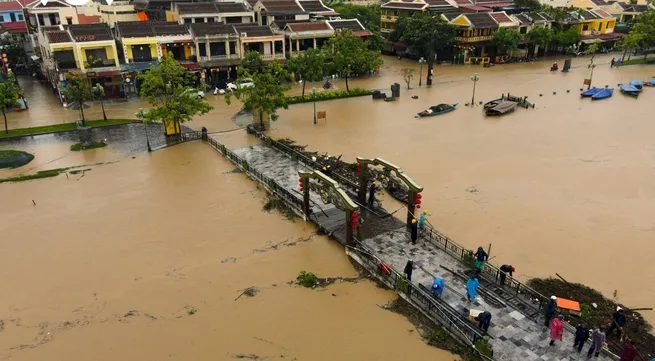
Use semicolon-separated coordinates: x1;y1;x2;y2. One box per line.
362;227;614;361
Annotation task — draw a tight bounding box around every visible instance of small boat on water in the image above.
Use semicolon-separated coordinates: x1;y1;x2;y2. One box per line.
645;79;655;86
417;103;458;117
386;185;408;203
629;80;644;89
485;101;518;116
619;84;641;97
591;88;614;100
581;87;602;97
483;98;502;110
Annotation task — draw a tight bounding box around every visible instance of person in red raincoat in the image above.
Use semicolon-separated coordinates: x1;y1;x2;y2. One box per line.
549;315;564;346
619;338;638;361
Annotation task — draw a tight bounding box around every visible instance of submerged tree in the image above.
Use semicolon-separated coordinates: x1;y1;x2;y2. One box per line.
618;31;645;61
226;52;291;130
492;28;522;55
62;76;95;125
287;48;326;97
324;29;382;91
0;74;20;134
401;67;415;89
391;13;456;86
526;27;553;56
632;10;655;59
552;27;580;49
138;55;213;135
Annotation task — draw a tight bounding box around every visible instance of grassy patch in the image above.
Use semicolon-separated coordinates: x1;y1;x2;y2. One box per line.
621;58;655;66
0;164;100;183
296;271;319;288
286;88;373;105
0;150;34;169
0;119;137;139
70;141;107;151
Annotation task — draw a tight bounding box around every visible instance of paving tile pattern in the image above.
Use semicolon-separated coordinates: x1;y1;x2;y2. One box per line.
362;227;613;361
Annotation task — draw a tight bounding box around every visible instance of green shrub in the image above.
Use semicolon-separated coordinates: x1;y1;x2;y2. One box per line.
296;271;318;288
0;150;34;169
286;88;373;105
70;141;107;151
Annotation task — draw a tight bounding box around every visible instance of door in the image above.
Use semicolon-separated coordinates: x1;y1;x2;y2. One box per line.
131;45;152;62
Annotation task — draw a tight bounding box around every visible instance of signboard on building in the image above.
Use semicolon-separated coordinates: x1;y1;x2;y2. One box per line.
454;35;493;43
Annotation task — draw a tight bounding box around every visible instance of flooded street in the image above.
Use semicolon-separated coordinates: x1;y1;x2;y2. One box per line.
2;54;655;360
0;143;458;361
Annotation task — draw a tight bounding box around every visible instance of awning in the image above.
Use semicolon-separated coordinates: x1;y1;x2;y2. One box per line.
88;70;122;77
160;39;193;44
137;12;149;21
181;63;201;70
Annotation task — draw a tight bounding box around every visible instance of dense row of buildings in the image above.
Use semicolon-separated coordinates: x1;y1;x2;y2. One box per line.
381;0;652;62
0;0;652;102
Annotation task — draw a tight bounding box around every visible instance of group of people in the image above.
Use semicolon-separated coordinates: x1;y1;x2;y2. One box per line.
610;57;623;68
546;297;639;360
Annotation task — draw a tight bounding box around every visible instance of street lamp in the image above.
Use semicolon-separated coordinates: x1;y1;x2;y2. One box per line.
418;57;426;87
93;84;107;120
311;87;317;125
135;108;152;152
471;73;479;106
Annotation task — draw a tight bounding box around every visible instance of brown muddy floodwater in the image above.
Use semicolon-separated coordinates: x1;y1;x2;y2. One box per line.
270;54;655;326
0;142;458;361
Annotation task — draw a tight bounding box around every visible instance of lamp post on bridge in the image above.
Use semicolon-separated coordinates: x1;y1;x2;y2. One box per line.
471;73;479;106
418;57;426;87
311;87;317;125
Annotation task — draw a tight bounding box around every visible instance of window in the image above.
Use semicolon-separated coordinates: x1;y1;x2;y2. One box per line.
199;44;206;57
66;16;72;25
194;17;204;23
207;17;215;23
184;18;192;23
37;14;44;26
0;15;4;22
17;13;23;21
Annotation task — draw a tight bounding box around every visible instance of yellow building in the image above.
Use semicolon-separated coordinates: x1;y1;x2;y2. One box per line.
576;9;616;36
602;2;654;23
380;1;429;34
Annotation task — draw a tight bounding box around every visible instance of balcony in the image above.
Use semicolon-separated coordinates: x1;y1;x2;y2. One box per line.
261;53;286;60
56;61;78;70
198;54;239;61
380;27;392;33
381;15;398;22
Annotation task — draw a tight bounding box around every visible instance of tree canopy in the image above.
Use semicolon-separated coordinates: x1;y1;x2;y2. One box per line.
514;0;540;10
492;28;522;55
226;52;291;130
0;74;20;134
527;27;553;48
138;55;213;133
391;12;456;85
324;29;382;91
62;76;95;125
287;48;326;96
631;10;655;58
618;31;645;60
552;27;580;48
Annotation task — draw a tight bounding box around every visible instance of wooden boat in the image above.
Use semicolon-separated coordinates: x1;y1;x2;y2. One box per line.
417;103;458;117
591;88;614;100
386;186;408;203
619;84;641;97
581;87;602;97
485;101;518;116
629;80;644;89
645;79;655;87
483;99;502;110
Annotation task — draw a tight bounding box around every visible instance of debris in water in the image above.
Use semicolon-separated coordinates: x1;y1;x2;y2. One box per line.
221;257;237;263
235;286;259;301
231;354;261;360
466;186;479;193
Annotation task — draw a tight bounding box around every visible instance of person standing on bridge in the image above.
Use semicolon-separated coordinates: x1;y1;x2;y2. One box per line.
474;247;488;273
403;258;414;281
368;181;377;207
619;337;638;361
573;323;590;353
410;218;418;244
466;275;479;303
419;209;428;231
587;328;606;358
499;264;515;286
544;295;557;327
549;315;564;346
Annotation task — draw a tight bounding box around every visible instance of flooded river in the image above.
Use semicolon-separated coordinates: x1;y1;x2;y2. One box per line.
2;54;655;359
0;143;457;361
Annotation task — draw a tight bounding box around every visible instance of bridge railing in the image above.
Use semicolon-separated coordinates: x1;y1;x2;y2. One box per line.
202;134;305;215
349;238;486;348
422;224;548;313
247;125;359;192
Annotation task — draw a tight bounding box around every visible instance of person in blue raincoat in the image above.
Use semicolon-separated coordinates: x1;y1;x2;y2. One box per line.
419;209;428;231
431;277;444;297
466;275;479;303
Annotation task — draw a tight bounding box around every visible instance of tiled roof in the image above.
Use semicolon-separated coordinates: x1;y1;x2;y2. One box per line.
0;21;27;34
465;12;498;28
299;0;333;12
581;10;600;19
176;2;218;14
189;23;237;37
513;13;531;24
538;12;554;21
67;23;113;41
327;19;365;32
621;4;649;12
0;1;23;11
442;12;459;20
40;25;61;34
215;2;249;12
590;0;607;5
273;19;309;29
260;0;305;13
77;14;102;24
46;30;72;44
425;0;452;5
381;1;428;9
592;9;611;18
287;21;330;32
490;12;513;24
233;23;275;37
152;22;190;36
116;21;155;37
455;0;472;4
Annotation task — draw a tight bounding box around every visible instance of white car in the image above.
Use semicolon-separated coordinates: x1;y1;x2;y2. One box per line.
183;89;205;99
227;78;254;91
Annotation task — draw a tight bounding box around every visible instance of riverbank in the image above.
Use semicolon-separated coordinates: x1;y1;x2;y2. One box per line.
0;119;138;140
